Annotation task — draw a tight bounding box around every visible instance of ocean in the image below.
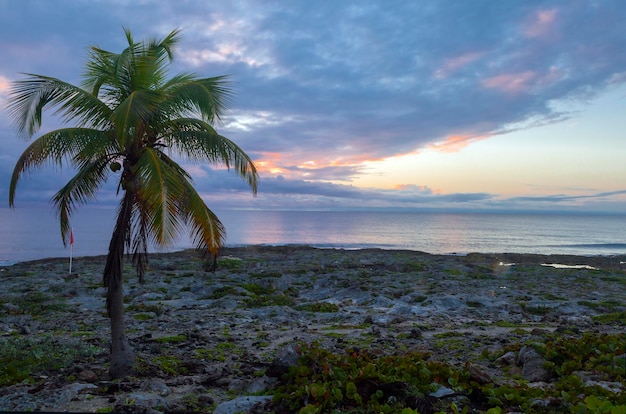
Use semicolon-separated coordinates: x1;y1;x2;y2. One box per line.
1;207;626;265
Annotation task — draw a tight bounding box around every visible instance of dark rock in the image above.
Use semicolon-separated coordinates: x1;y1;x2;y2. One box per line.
494;351;516;366
139;379;170;397
469;364;493;385
517;346;551;382
267;343;300;377
78;370;98;383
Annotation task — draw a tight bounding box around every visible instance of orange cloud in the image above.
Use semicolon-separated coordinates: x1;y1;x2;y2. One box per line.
428;134;490;152
482;71;536;94
253;152;284;173
0;75;8;91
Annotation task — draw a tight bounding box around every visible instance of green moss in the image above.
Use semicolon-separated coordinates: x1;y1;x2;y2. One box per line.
217;257;243;270
133;313;154;321
296;302;340;312
249;271;283;278
155;334;187;343
0;335;103;386
242;283;275;295
126;302;164;315
207;286;239;299
244;294;296;307
542;293;566;301
194;341;241;362
5;292;68;316
592;311;626;325
152;355;187;375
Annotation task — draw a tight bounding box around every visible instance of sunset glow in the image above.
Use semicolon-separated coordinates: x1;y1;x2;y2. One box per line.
1;1;625;213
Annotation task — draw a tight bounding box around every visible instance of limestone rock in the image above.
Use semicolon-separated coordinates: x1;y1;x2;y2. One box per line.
516;346;551;382
213;396;273;414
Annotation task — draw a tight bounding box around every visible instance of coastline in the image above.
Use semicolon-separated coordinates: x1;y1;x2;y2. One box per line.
4;242;626;268
1;245;625;412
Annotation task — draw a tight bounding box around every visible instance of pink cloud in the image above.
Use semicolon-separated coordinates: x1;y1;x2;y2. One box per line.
482;71;537;94
435;51;485;78
523;8;558;38
393;184;436;194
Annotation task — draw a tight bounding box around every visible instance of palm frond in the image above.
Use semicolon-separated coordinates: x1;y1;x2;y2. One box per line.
52;158;112;245
111;90;162;145
8;75;111;136
179;179;225;259
162;76;233;122
163;119;258;194
132;147;190;247
9;128;113;206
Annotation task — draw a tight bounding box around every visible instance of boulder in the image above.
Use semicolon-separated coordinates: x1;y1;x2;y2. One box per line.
516;346;551;382
213;396;273;414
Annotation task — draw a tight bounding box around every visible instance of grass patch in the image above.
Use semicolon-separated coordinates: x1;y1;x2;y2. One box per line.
249;271;283;278
155;334;187;344
217;257;243;270
126;302;164;315
242;283;275;295
0;336;103;386
592;311;626;325
296;302;340;312
194;342;242;362
3;292;68;316
542;293;566;301
244;294;296;307
152;355;187;375
207;286;240;299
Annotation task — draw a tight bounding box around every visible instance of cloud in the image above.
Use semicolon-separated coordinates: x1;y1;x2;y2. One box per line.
1;1;626;212
507;190;626;204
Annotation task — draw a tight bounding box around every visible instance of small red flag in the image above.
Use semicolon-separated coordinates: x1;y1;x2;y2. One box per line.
70;229;74;246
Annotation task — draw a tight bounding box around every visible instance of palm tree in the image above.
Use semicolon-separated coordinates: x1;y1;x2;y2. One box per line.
7;28;258;378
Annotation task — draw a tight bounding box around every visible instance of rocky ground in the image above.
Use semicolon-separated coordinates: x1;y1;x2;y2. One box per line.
0;245;625;413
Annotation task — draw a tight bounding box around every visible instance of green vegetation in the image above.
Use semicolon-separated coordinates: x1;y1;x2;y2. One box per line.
132;313;154;321
126;302;164;316
155;334;187;344
1;291;68;316
136;354;187;376
249;271;283;278
297;302;341;312
207;286;240;299
194;341;242;362
242;283;276;295
0;335;103;386
272;333;626;413
217;257;244;270
593;311;626;325
244;294;296;307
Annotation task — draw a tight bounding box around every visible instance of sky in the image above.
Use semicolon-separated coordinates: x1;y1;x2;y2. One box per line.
1;0;625;214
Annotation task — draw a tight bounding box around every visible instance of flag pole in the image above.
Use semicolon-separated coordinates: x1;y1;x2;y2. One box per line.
69;228;74;274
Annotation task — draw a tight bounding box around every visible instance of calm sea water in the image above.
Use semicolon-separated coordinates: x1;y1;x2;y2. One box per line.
1;207;626;264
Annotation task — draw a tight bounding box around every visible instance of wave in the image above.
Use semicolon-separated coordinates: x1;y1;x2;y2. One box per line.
547;243;626;250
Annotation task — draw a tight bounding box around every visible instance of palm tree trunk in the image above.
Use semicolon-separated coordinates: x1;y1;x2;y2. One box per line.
104;190;135;378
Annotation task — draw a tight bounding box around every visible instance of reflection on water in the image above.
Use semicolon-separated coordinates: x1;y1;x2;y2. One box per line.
1;207;626;262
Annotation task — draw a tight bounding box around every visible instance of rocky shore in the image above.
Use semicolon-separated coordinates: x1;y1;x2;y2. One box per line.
1;246;625;413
